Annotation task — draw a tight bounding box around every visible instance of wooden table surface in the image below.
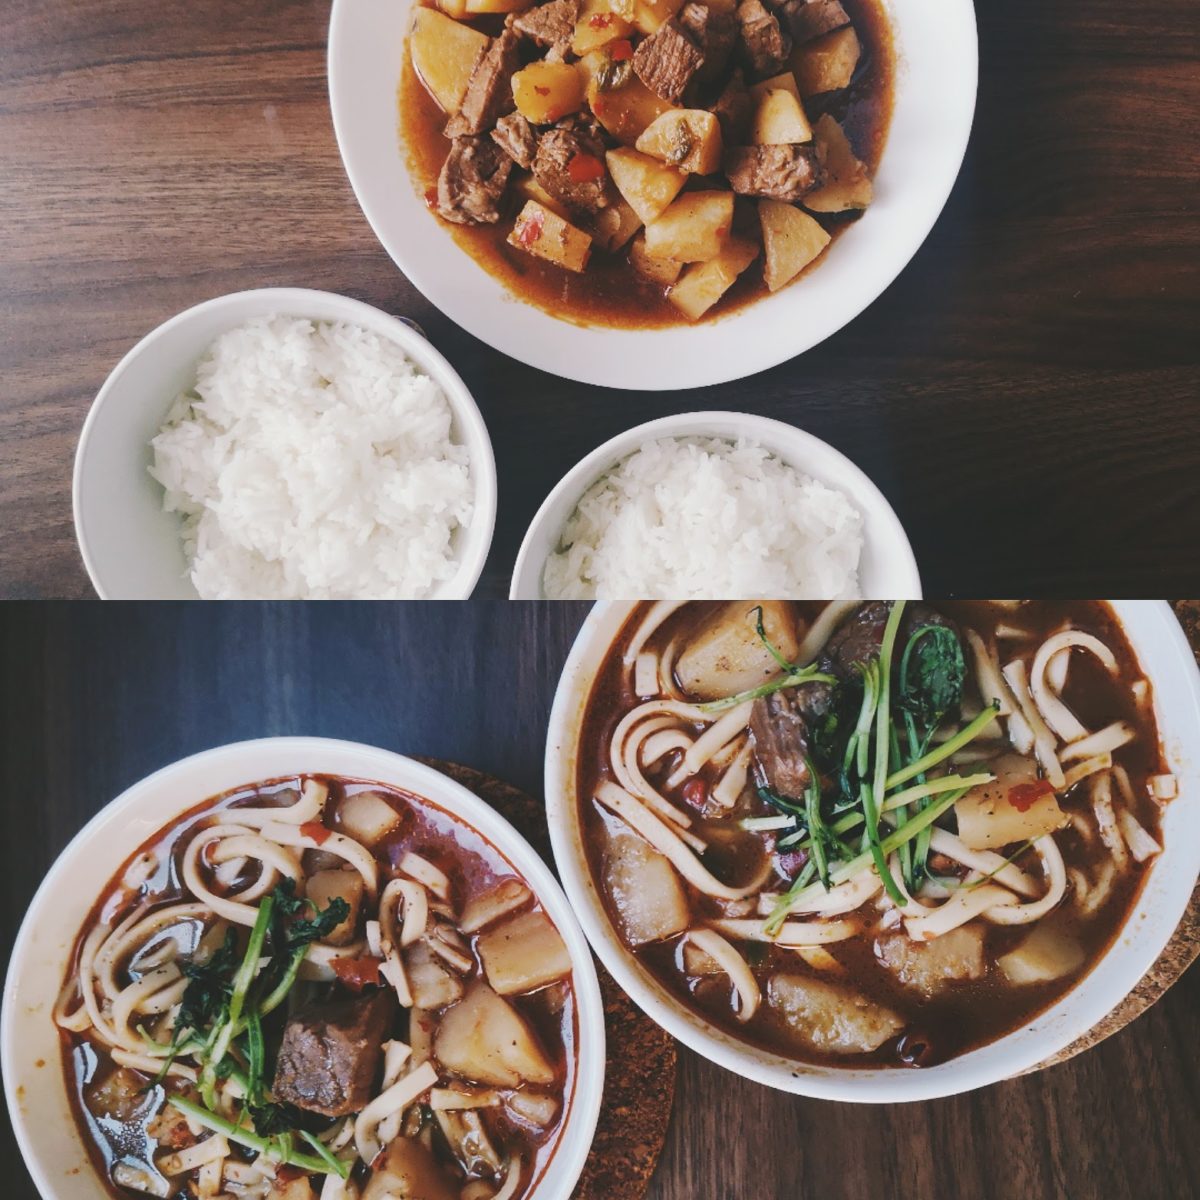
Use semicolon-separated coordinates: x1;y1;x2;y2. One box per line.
2;601;1198;1200
1;0;1198;598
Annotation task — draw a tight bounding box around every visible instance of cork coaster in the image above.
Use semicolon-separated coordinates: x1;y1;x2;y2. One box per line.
417;759;676;1200
1029;601;1200;1069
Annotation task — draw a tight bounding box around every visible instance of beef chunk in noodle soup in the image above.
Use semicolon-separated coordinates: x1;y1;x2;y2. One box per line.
577;600;1176;1067
56;776;575;1199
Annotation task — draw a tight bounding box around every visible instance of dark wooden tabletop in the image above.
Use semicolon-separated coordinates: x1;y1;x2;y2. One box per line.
2;601;1198;1200
1;0;1198;598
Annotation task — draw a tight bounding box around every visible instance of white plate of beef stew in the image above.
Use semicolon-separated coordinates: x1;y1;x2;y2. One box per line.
328;0;976;388
544;601;1200;1099
2;739;605;1200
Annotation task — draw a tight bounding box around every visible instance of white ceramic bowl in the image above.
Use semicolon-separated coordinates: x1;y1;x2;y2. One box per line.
73;288;497;599
327;0;977;389
544;601;1200;1102
2;738;605;1199
509;410;920;598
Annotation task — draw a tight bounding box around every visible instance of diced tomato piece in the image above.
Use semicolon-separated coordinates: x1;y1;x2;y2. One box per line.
516;209;545;246
568;152;605;183
681;777;708;810
610;38;633;60
300;821;332;845
330;956;384;991
1007;779;1055;812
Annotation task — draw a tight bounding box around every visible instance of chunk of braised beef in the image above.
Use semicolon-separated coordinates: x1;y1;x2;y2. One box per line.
677;2;738;85
724;143;821;199
511;0;580;55
436;136;513;225
272;990;395;1118
735;0;792;79
632;18;705;103
492;111;539;169
445;29;521;138
710;68;754;143
777;0;850;44
532;125;613;215
751;688;816;800
821;602;960;681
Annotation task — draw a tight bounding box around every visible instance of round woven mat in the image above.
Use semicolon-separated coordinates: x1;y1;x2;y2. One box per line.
417;759;675;1200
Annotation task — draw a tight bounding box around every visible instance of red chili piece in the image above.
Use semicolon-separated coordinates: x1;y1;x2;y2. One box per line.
517;209;545;246
330;956;384;991
1007;779;1055;812
300;820;332;845
610;38;633;60
568;152;605;183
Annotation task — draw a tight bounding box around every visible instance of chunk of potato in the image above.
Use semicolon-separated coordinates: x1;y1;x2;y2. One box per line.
758;199;830;291
748;75;816;144
513;174;570;220
605;147;686;223
633;0;685;33
362;1136;458;1200
803;114;872;212
409;8;490;115
645;190;735;262
592;196;643;252
998;920;1086;985
585;61;675;144
876;925;986;997
405;940;465;1010
435;983;555;1086
508;200;593;273
790;25;860;97
305;869;363;946
676;600;801;699
460;878;534;934
955;753;1068;850
511;61;587;125
478;909;573;994
466;0;534;10
603;823;689;945
636;109;724;174
768;974;904;1054
668;234;758;319
573;0;635;55
437;0;470;18
506;1089;560;1127
629;231;683;285
339;790;402;848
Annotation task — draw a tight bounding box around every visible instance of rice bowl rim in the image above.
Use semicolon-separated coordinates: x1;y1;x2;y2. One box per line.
509;410;921;599
73;287;497;600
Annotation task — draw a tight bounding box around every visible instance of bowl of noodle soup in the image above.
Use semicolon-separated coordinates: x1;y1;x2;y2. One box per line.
3;739;604;1200
545;600;1200;1101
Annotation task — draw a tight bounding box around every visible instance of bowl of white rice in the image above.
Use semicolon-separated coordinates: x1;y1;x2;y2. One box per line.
73;289;496;598
510;412;920;599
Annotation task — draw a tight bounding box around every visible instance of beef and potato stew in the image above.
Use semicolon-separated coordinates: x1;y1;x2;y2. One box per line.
576;601;1177;1067
401;0;893;327
56;776;576;1200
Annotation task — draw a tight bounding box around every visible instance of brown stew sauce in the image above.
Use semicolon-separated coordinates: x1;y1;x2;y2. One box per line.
576;602;1167;1068
398;0;895;329
62;776;577;1200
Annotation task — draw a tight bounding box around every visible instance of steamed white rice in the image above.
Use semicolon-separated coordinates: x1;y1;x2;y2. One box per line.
542;436;863;599
150;316;474;599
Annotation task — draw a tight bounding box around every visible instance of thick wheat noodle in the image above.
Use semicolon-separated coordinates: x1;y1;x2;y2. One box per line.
260;822;378;898
111;1047;197;1082
354;1059;437;1166
180;825;293;926
1061;721;1134;763
640;727;694;765
667;700;754;788
926;829;1040;898
711;740;752;808
709;917;858;946
622;601;689;666
982;836;1067;925
614;714;699;832
794;600;858;665
904;883;1017;940
685;928;760;1021
219;778;328;829
1030;630;1118;743
763;866;882;919
110;963;185;1047
95;902;210;1000
1091;773;1129;869
1002;659;1065;788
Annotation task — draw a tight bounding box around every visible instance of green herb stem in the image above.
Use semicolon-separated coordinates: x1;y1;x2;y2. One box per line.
884;704;1001;790
699;664;836;713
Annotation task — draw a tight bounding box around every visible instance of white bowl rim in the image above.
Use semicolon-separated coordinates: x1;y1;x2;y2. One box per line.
2;736;604;1199
543;600;1200;1102
509;410;921;599
72;287;498;600
326;0;980;390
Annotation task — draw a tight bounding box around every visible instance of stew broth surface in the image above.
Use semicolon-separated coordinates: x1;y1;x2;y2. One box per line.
576;601;1167;1068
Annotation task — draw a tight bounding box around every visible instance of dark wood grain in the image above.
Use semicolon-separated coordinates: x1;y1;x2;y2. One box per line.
1;602;1198;1200
1;0;1199;597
